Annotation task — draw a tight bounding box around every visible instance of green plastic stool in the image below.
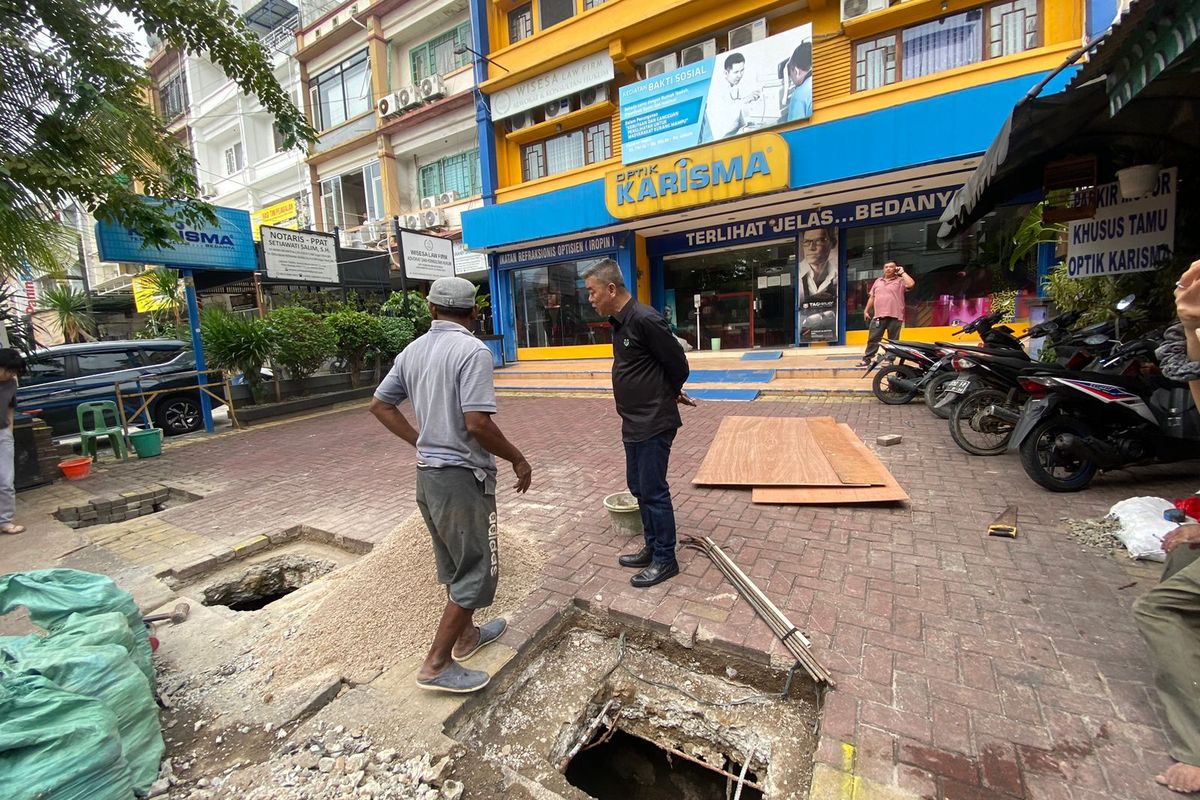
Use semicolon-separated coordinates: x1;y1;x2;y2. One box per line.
77;401;128;461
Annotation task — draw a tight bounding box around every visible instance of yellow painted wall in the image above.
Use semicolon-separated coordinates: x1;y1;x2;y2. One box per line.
844;322;1031;346
517;344;614;360
487;0;1085;200
635;234;650;304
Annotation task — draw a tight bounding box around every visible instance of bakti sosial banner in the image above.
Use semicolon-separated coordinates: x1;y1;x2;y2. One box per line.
619;23;813;164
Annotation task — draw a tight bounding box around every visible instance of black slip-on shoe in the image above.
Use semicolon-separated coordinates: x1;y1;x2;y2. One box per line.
630;560;679;588
618;546;654;568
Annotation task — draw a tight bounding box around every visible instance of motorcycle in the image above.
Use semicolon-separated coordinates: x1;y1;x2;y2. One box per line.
867;311;1027;410
1009;335;1200;491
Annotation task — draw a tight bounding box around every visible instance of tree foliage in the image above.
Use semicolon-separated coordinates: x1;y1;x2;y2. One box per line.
325;309;385;387
200;306;275;399
38;284;95;342
0;0;315;277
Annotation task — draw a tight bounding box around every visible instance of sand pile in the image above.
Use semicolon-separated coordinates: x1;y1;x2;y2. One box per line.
255;513;549;685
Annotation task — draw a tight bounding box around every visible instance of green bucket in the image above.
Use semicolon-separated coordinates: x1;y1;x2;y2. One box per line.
128;429;163;458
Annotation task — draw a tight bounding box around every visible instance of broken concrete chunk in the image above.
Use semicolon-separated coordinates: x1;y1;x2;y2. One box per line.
876;434;903;446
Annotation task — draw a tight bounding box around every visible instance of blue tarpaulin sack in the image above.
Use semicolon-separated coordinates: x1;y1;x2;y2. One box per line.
5;644;164;793
0;674;135;800
0;570;153;680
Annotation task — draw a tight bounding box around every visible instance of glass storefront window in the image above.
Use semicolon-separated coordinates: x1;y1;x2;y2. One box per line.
663;241;797;350
844;204;1038;332
512;258;613;348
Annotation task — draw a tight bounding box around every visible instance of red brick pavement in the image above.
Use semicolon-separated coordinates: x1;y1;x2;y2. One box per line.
69;396;1197;799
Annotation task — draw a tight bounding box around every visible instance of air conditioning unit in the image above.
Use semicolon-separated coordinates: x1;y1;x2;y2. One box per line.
397;85;420;110
578;84;609;107
420;196;439;210
419;75;447;101
728;18;767;49
376;92;402;118
421;208;447;228
507;111;533;131
645;53;678;78
437;190;459;205
679;38;717;65
200;183;218;198
544;97;572;119
402;213;423;229
841;0;887;22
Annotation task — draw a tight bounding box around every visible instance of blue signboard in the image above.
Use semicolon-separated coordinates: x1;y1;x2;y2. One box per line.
96;202;256;271
619;23;813;164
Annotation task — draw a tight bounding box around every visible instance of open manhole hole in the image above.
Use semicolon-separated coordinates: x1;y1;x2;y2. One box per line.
200;554;336;611
449;612;817;799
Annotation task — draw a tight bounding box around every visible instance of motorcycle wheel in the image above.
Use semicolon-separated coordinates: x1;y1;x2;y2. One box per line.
924;371;961;419
948;388;1015;456
1018;416;1098;492
872;364;920;405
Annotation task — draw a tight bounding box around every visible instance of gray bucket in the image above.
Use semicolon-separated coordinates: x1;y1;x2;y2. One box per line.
603;492;643;536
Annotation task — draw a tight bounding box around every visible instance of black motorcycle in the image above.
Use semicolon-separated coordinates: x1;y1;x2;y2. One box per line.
1009;336;1200;491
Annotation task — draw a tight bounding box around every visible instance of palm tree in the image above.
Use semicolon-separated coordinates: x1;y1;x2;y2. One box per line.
39;285;95;343
142;268;184;326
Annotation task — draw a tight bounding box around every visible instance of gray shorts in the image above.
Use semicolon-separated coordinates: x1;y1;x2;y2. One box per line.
415;466;499;610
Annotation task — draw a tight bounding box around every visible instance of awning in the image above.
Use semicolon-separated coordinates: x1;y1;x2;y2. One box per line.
939;11;1200;242
936;80;1109;241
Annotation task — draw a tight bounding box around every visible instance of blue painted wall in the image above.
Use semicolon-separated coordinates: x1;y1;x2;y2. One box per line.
1088;0;1119;39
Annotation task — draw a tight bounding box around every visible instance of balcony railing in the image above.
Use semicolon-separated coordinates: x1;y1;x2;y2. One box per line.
260;13;301;53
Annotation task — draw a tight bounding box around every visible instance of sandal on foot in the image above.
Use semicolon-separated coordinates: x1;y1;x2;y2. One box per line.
415;662;490;694
452;618;507;663
0;524;24;535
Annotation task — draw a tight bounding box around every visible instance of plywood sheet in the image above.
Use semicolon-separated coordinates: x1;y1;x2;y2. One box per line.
692;416;860;487
806;418;892;486
751;432;908;505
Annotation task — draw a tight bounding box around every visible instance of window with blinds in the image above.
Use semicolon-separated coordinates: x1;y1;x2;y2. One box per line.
521;121;612;182
853;1;1040;92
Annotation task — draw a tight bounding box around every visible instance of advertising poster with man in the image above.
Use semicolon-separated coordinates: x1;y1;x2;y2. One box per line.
619;23;813;163
797;226;838;343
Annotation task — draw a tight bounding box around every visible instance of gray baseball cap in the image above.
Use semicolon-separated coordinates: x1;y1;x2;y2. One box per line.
427;276;477;309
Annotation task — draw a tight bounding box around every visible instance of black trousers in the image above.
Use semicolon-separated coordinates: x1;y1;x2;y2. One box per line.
863;316;903;360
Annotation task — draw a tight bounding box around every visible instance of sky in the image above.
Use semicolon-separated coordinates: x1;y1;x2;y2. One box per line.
110;9;149;59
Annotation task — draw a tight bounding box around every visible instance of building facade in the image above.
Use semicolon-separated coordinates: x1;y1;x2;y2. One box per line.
295;0;487;278
462;0;1114;362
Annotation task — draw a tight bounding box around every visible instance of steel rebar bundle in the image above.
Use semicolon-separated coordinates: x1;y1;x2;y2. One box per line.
682;535;834;687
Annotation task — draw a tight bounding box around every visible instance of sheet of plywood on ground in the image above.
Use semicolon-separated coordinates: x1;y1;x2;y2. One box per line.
691;416;866;487
751;429;908;504
805;417;892;486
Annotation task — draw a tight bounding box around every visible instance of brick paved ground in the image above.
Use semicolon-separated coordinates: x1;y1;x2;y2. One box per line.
10;395;1197;799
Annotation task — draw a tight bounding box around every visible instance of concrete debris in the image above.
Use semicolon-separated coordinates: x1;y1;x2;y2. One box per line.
168;722;462;800
876;434;903;446
1064;516;1123;554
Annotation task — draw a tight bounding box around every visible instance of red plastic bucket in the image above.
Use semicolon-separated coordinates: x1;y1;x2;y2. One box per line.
58;457;93;480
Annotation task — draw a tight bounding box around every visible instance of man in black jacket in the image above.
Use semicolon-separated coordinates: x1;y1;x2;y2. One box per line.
584;259;693;588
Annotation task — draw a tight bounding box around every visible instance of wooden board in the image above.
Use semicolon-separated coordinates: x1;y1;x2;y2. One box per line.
751;430;908;505
806;418;893;486
692;416;865;487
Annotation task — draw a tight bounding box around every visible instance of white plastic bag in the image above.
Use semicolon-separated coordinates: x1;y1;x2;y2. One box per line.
1108;496;1177;561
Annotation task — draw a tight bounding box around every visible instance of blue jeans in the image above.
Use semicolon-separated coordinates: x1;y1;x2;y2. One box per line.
624;430;677;564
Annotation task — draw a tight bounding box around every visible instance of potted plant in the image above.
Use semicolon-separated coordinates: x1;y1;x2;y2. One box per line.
324;309;386;388
265;306;337;392
200;307;276;403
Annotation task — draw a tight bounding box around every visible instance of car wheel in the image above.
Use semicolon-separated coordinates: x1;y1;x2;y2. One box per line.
155;394;202;436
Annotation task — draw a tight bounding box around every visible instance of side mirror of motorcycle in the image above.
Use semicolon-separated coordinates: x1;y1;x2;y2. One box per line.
1115;294;1136;313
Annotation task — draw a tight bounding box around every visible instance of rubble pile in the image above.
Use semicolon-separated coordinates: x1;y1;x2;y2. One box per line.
168;723;463;800
1064;516;1122;554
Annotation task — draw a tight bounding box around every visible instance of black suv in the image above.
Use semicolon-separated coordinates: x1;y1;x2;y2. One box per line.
17;340;223;437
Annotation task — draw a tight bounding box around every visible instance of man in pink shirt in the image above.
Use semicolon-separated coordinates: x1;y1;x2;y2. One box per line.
859;261;916;366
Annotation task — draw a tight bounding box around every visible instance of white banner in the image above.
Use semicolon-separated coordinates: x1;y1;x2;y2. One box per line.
1066;168;1176;279
490;51;614;121
453;242;487;276
400;231;454;281
261;226;339;284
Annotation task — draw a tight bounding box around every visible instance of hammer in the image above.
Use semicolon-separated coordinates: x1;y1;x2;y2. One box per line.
143;602;191;625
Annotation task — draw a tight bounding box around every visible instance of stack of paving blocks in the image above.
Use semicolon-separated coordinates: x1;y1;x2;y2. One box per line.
55;485;173;529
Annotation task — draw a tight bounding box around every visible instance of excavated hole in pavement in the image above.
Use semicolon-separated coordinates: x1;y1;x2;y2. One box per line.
200;554;337;611
53;485;200;529
448;612;818;799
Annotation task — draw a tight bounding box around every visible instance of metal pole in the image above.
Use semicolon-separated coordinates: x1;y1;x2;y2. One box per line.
181;268;214;433
393;216;408;312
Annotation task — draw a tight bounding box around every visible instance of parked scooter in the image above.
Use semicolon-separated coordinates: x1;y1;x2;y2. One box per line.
867;311;1025;408
1009;333;1199;491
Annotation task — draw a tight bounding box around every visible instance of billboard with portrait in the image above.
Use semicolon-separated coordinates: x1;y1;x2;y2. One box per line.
619;23;813;164
797;225;838;343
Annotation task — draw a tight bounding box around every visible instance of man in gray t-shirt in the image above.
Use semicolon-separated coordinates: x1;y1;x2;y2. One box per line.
370;277;531;694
